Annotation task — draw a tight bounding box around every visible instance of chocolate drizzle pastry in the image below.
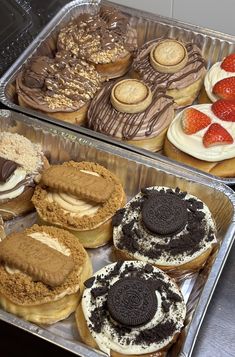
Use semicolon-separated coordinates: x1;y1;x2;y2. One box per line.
57;6;137;65
113;186;216;267
87;81;174;140
81;261;186;355
16;53;104;113
133;39;206;91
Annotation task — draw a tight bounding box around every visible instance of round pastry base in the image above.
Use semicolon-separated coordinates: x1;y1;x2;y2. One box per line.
75;302;173;357
0;253;92;325
163;137;235;177
0;187;34;221
166;76;205;108
125;127;168;152
94;53;132;79
18;95;88;125
114;246;214;275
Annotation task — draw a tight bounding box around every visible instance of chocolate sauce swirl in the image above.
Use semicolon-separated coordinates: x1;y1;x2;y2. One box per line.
133;39;206;90
87;81;174;140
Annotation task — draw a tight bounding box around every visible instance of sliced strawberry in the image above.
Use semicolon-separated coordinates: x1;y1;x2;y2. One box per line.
221;54;235;72
203;123;233;148
212;99;235;121
181;108;211;135
213;77;235;100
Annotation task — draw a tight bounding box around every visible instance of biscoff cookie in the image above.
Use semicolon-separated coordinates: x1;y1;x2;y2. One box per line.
32;161;126;248
0;225;92;324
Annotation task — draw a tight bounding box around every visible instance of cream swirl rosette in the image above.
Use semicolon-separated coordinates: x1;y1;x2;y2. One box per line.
76;261;186;356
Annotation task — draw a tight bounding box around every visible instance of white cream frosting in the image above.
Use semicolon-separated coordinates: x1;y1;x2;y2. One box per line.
113;186;216;267
0;167;26;200
167;104;235;162
82;261;186;355
47;169;101;217
204;61;235;102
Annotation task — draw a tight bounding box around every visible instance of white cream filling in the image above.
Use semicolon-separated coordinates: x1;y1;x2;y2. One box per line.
47;169;101;217
82;261;186;355
0;167;26;200
204;61;235;102
167;104;235;162
113;186;216;266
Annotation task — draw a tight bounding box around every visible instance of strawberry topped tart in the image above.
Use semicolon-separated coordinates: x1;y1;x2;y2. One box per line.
204;53;235;102
164;100;235;177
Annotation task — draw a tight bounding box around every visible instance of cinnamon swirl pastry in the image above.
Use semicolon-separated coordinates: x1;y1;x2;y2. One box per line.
0;225;92;324
87;79;174;151
113;186;217;273
57;6;137;79
0;132;48;220
16;53;104;124
76;261;186;356
132;39;206;108
32;161;126;248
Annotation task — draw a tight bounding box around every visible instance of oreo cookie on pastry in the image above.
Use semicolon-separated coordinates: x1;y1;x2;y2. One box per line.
132;38;206;108
75;261;186;356
113;186;217;273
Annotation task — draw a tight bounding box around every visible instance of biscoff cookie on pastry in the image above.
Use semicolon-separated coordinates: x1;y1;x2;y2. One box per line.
113;186;216;274
0;132;48;220
0;225;92;324
132;39;206;107
76;261;186;357
57;6;137;79
32;161;126;248
87;78;174;151
164;103;235;177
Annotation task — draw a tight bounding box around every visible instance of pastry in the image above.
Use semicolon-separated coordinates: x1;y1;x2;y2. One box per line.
57;6;137;79
0;132;48;220
32;161;126;248
0;225;92;324
113;186;216;273
16;53;104;124
75;260;186;356
164;103;235;177
87;78;174;151
204;53;235;102
132;38;206;107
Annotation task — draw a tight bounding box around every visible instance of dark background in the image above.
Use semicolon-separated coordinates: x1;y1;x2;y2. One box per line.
0;1;235;356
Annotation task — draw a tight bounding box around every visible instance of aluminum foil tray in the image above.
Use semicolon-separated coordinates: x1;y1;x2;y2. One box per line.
0;0;235;186
0;109;235;357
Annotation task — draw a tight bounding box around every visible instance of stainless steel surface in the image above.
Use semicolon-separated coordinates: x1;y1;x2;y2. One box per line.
0;0;235;185
0;109;234;357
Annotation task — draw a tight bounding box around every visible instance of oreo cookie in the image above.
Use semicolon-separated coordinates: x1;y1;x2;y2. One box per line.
142;192;187;235
107;277;157;327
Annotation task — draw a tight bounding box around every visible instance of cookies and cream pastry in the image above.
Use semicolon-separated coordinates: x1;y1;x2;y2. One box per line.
164;104;235;177
133;39;206;107
16;53;104;124
113;186;216;273
87;79;174;151
76;261;186;356
32;161;126;248
57;6;137;79
0;132;48;220
0;225;92;324
204;53;235;102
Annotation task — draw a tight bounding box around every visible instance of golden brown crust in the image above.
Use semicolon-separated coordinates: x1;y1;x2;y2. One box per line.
114;246;213;277
0;225;89;305
32;161;126;231
126;127;168;152
198;85;212;104
75;302;169;357
94;53;132;79
18;95;88;125
164;137;235;177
